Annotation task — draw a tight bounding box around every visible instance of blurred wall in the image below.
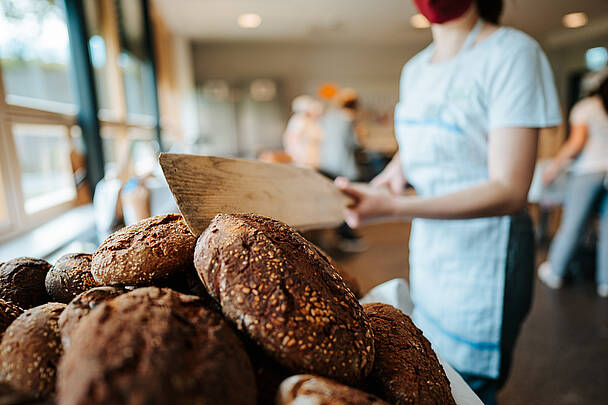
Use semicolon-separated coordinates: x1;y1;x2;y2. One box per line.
192;41;423;114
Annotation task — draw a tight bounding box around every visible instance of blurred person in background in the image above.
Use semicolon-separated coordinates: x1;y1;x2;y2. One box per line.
538;73;608;297
335;0;562;403
283;95;324;168
319;88;362;181
320;89;367;252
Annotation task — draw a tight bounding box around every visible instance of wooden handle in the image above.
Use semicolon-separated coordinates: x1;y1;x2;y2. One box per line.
160;153;350;235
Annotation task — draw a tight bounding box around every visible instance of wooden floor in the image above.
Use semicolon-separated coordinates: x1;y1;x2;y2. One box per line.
333;222;608;405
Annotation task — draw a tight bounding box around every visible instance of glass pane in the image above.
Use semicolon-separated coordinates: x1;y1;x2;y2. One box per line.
116;0;155;117
128;127;158;176
0;166;7;223
0;0;75;108
101;126;158;177
13;124;76;214
83;0;110;111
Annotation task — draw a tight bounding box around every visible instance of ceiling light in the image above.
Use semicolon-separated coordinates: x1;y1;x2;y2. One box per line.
410;13;430;29
562;12;588;29
238;13;262;29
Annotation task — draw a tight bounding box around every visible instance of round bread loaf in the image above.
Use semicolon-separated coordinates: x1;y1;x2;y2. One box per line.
0;302;66;398
0;382;54;404
58;286;126;348
362;303;456;405
0;258;50;309
45;253;98;303
278;374;389;405
0;298;23;336
194;213;375;385
91;214;196;285
56;287;257;405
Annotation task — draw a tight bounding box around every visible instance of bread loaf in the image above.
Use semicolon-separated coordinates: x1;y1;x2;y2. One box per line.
278;374;389;405
0;298;23;336
0;258;50;309
45;253;98;303
58;286;126;348
194;214;374;385
362;303;456;405
0;302;66;398
91;214;196;285
57;287;257;405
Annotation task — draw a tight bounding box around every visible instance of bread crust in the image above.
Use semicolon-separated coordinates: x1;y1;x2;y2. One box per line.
194;214;375;385
56;287;257;405
0;298;23;336
278;374;389;405
362;303;456;405
58;286;126;348
45;253;98;303
91;214;196;285
0;302;66;398
0;258;50;309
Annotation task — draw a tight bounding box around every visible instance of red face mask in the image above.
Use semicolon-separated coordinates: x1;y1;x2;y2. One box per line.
413;0;473;24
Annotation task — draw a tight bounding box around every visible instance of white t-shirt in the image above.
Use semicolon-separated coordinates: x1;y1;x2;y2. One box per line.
569;96;608;174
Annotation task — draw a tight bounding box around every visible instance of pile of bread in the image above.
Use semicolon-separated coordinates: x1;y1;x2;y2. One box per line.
0;213;456;405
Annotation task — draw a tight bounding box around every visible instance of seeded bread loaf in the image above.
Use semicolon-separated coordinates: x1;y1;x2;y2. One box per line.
194;213;375;385
57;287;257;405
278;374;389;405
0;259;50;309
45;253;98;303
0;302;66;398
58;286;126;348
91;214;196;285
0;299;23;336
362;303;456;405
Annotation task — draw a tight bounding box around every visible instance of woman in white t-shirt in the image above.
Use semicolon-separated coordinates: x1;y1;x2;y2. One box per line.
539;75;608;297
334;1;562;403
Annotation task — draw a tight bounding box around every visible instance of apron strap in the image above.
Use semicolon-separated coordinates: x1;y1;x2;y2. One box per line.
460;19;484;53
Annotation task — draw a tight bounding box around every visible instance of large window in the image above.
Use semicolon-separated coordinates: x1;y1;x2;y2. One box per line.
0;0;80;241
0;0;75;110
0;0;165;242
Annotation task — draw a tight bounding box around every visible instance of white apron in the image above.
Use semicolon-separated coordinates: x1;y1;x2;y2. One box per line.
396;21;510;378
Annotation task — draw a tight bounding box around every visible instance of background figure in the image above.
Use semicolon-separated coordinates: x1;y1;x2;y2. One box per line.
319;89;362;181
283;95;324;168
539;72;608;297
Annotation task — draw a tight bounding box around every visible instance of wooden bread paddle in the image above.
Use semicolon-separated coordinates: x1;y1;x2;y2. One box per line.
159;153;352;236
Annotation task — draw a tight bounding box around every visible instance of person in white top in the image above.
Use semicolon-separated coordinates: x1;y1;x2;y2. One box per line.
334;1;562;403
283;95;324;168
538;74;608;297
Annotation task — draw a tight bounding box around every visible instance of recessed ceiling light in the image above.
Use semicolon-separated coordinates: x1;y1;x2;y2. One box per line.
410;13;430;29
238;13;262;29
562;12;588;28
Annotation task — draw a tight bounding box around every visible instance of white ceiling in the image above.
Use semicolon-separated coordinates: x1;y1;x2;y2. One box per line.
153;0;608;46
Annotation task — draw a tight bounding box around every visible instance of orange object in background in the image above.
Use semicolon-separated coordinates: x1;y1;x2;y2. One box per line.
258;150;293;164
318;83;339;100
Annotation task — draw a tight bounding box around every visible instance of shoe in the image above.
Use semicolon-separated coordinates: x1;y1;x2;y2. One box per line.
598;284;608;298
538;262;563;289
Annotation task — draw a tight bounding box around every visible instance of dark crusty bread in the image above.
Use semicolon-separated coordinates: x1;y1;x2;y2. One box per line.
362;303;456;405
0;302;66;398
57;286;126;348
56;287;257;405
91;214;196;285
278;374;389;405
45;253;98;303
0;259;50;309
0;299;23;336
0;382;54;404
194;213;375;385
316;248;362;299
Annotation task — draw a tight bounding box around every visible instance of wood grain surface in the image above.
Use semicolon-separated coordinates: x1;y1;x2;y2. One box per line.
160;153;350;236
